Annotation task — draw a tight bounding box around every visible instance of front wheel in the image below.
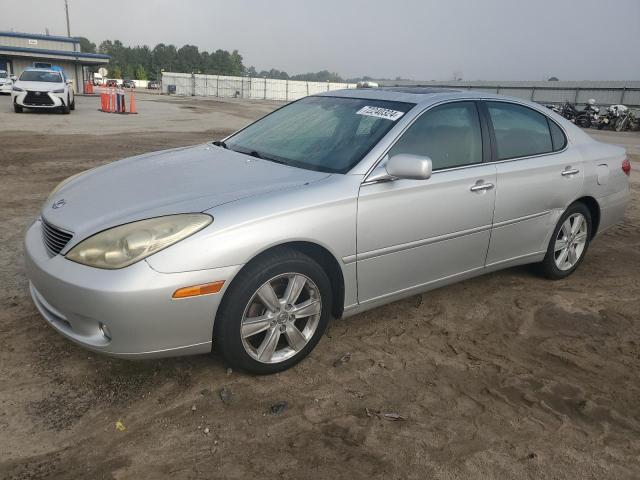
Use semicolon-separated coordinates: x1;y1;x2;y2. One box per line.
70;97;75;110
14;103;23;113
214;249;332;374
62;97;71;114
539;203;592;279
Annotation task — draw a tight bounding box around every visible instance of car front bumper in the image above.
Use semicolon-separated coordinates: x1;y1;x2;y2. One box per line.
25;220;242;358
13;90;66;108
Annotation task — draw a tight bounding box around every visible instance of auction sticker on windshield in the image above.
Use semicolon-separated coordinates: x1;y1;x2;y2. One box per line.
356;106;405;121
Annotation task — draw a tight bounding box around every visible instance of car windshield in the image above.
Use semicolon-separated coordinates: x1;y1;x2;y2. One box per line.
19;71;63;83
225;96;415;173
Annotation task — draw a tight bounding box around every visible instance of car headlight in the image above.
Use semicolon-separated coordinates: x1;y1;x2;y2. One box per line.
66;214;213;269
12;86;23;92
52;88;65;93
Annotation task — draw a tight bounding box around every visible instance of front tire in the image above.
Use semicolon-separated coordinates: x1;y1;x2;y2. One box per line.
70;97;75;110
62;97;71;114
14;103;23;113
539;202;592;279
214;248;332;374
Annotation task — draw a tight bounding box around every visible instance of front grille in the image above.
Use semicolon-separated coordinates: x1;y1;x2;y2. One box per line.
24;91;54;106
41;218;73;256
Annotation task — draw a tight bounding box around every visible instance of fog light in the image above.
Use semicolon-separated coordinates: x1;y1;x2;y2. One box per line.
99;322;112;341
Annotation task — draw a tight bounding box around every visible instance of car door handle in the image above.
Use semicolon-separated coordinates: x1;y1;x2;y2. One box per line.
470;182;494;192
561;167;580;176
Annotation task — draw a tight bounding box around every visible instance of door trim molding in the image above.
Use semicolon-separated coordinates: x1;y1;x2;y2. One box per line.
492;210;550;229
356;223;492;262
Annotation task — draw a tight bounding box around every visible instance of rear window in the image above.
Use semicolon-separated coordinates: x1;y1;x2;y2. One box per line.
548;120;567;151
19;71;63;83
487;102;553;160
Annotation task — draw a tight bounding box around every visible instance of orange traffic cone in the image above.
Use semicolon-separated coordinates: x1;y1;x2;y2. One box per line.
129;89;137;114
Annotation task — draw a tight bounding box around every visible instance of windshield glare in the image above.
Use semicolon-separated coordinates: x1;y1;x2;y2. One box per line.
19;71;63;83
225;96;415;173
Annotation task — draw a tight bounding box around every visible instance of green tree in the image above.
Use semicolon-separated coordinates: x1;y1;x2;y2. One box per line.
134;65;147;80
111;64;122;79
123;64;134;80
78;36;96;53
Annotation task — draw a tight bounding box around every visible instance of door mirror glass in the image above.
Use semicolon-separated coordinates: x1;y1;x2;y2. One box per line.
386;154;432;180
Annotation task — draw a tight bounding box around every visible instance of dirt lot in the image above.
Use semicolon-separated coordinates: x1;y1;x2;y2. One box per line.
1;94;639;479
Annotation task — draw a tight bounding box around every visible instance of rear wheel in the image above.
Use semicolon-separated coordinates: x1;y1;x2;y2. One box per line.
214;248;332;374
539;203;592;279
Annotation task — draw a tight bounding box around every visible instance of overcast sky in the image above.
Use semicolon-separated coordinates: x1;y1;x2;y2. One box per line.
3;0;640;80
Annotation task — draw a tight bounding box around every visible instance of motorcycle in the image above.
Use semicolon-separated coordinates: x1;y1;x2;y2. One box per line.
614;106;639;132
558;100;600;128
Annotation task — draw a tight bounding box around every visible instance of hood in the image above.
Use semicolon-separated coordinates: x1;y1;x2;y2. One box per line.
15;80;64;91
43;144;330;241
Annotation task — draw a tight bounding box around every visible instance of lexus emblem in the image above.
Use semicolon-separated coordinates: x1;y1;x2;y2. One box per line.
35;91;41;96
52;199;66;209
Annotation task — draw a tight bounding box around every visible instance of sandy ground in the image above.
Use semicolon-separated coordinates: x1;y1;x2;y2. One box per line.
0;94;639;480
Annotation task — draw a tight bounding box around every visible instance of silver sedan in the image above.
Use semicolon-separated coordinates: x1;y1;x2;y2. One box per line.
25;87;630;373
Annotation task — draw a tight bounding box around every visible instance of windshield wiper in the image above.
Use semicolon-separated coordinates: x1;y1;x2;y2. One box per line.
212;140;227;149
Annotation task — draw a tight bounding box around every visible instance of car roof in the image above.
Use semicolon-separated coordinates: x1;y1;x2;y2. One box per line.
23;67;62;73
319;85;518;104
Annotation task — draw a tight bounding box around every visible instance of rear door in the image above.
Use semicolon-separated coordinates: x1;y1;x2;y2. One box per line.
483;101;584;267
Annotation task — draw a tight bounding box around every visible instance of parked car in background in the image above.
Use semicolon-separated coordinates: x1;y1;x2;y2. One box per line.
25;88;630;374
105;79;119;88
0;70;13;94
12;68;75;114
122;79;136;89
147;80;160;90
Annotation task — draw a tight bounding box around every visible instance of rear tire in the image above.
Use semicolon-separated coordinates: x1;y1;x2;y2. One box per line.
539;202;592;280
214;248;332;374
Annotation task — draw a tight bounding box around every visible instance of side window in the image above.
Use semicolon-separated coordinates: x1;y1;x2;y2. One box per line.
388;102;483;170
486;102;553;160
548;120;567;151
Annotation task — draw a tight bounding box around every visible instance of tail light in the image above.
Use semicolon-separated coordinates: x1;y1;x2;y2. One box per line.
622;158;631;176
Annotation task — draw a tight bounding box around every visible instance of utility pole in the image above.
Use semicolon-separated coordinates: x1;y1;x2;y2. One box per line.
64;0;71;37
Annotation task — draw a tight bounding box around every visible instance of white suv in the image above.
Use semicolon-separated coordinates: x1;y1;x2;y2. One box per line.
12;68;75;114
0;70;12;94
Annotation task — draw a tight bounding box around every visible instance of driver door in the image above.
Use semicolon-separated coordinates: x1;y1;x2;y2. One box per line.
356;101;497;303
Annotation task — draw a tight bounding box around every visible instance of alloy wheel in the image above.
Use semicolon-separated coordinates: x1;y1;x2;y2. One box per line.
240;273;322;364
554;213;588;271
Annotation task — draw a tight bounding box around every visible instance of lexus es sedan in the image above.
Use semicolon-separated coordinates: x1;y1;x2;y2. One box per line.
25;87;630;374
12;68;75;114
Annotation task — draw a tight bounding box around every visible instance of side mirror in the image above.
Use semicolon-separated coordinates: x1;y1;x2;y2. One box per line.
386;154;432;180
